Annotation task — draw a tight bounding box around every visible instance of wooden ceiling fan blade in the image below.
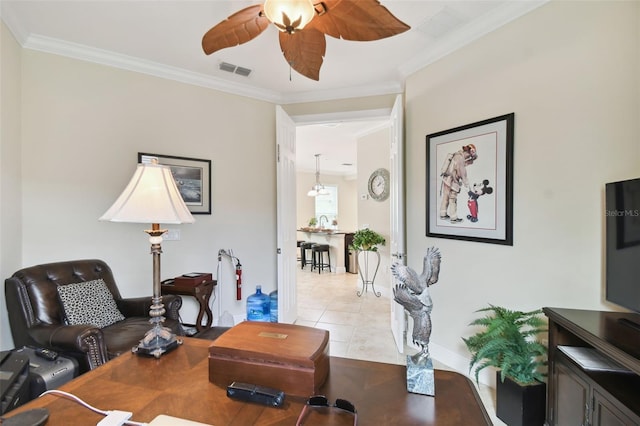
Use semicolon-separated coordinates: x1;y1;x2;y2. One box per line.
309;0;410;41
202;4;270;55
279;29;326;81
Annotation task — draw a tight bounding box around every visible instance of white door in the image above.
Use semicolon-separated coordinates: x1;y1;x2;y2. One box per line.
276;105;297;324
389;94;406;353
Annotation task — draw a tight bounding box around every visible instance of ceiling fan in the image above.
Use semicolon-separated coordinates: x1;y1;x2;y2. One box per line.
202;0;410;81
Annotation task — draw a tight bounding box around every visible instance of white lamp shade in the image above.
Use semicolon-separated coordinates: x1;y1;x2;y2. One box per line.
100;163;195;224
263;0;315;32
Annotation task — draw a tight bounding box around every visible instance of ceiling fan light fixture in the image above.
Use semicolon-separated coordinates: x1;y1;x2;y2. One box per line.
263;0;315;33
202;1;409;81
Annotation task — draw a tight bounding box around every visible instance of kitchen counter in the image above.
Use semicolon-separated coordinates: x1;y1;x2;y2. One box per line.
297;230;353;273
297;228;348;235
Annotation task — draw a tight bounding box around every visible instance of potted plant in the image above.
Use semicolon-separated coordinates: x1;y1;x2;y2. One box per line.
349;229;386;296
349;228;386;252
308;217;317;228
463;305;547;426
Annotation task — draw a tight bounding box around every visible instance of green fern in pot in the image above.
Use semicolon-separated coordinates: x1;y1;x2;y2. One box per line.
463;305;548;385
349;228;386;252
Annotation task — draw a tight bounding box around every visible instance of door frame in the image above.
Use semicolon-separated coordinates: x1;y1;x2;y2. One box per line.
275;105;298;324
277;102;405;339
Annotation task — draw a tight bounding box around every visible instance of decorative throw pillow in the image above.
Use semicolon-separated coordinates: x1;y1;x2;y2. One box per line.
57;279;125;328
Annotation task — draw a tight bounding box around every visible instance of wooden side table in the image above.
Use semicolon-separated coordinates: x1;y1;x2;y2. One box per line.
161;280;216;332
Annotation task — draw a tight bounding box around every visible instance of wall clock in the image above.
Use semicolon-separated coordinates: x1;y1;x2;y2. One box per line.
368;168;390;201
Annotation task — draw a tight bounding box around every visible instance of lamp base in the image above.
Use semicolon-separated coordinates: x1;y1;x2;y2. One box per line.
132;323;183;358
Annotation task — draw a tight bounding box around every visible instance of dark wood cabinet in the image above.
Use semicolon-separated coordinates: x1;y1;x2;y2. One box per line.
593;388;637;426
544;308;640;426
554;359;590;425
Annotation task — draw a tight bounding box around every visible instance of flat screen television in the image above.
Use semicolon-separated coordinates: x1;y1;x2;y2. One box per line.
605;177;640;316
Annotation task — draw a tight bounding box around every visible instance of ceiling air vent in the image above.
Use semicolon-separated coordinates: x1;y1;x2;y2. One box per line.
235;66;251;77
219;62;252;77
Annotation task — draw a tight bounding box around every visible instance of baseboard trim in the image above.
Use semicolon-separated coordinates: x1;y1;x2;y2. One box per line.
430;342;495;388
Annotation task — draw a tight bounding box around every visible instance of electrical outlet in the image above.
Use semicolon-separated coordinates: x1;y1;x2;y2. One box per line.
164;229;180;241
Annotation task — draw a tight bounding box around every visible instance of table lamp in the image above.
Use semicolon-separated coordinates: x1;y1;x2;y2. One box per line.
100;158;195;358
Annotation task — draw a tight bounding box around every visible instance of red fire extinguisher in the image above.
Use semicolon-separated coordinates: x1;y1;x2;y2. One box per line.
235;260;242;300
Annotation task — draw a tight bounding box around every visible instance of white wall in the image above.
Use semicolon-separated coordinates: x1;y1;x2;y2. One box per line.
0;22;23;350
356;127;392;291
10;49;277;342
405;0;640;375
283;95;396;118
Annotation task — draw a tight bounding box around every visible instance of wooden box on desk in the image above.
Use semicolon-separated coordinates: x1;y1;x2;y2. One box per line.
174;273;212;287
208;321;330;397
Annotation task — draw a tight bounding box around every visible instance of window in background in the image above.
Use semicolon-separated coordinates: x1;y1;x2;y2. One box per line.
315;185;338;227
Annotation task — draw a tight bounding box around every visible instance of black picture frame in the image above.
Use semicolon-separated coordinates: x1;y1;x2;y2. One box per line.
138;152;212;215
426;113;514;245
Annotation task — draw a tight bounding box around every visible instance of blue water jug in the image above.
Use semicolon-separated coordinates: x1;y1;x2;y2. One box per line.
247;285;270;322
269;290;278;323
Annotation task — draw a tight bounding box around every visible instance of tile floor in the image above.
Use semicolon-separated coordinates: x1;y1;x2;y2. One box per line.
295;266;505;425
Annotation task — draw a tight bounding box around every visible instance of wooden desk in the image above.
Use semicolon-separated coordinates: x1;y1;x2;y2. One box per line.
5;338;490;425
162;280;216;332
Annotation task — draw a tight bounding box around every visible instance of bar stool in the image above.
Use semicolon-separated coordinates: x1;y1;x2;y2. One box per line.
311;244;331;274
297;240;305;265
300;242;315;269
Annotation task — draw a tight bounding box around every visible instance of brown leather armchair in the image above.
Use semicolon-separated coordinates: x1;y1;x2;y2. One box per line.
5;259;184;373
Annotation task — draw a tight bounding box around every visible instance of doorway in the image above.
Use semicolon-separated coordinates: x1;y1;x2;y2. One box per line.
276;97;406;352
294;113;390;330
295;119;390;235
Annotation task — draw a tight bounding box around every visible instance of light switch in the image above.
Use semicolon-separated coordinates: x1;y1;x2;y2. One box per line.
165;229;181;241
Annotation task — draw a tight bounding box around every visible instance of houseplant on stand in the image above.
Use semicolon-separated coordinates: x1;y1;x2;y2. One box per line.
349;228;385;297
463;305;548;426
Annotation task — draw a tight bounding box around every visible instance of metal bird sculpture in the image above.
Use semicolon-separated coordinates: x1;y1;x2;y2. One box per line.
201;0;410;81
392;247;441;363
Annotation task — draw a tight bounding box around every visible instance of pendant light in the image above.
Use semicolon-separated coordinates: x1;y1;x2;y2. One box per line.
307;154;329;197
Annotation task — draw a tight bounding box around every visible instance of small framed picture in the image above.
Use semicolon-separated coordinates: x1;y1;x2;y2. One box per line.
138;152;212;215
426;113;514;245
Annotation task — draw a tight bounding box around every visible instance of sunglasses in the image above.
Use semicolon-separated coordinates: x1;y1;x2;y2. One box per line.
296;395;357;426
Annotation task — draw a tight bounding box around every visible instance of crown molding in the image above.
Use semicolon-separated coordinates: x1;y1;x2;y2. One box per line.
17;32;406;105
21;34;288;103
0;2;28;45
2;2;406;106
0;2;286;103
2;0;545;105
399;0;548;78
